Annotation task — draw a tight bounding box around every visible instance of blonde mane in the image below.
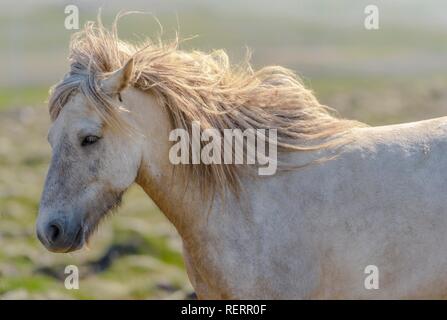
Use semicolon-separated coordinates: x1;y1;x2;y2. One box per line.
49;16;365;197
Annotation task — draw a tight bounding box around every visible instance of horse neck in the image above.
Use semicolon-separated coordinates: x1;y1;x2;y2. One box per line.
125;87;207;237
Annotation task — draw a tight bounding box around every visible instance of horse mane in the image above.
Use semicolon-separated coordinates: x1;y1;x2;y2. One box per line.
48;14;365;198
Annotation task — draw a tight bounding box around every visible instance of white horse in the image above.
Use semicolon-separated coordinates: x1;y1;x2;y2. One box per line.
37;19;447;299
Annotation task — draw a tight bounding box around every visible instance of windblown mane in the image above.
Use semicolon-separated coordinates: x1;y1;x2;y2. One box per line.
49;15;365;197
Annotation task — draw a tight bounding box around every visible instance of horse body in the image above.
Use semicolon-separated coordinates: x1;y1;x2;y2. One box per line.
130;87;447;298
37;18;447;299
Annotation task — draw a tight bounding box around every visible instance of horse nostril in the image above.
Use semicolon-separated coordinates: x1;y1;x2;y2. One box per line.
48;223;62;244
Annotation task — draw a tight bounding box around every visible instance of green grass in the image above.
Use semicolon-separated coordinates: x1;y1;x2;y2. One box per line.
0;87;48;110
0;275;55;294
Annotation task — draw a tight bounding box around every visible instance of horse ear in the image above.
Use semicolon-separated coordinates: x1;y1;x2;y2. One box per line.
101;58;134;94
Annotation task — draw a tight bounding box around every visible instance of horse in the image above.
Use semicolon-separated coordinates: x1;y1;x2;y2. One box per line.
37;18;447;299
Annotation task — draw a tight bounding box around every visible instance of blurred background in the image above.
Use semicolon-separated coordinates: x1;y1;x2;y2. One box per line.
1;0;447;299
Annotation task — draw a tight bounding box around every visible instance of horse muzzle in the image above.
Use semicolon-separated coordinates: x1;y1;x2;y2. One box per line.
36;217;85;253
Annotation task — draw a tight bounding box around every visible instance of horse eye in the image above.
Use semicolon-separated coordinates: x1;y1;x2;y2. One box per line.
81;135;100;147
